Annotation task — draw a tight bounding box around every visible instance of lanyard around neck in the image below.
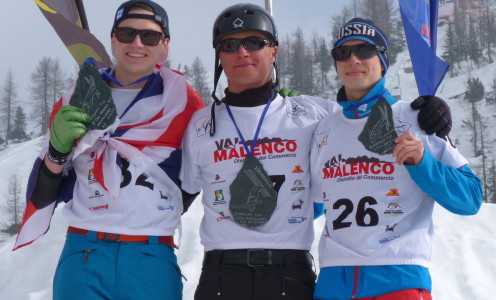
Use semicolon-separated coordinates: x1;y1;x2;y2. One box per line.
225;92;275;157
345;91;390;112
84;57;153;87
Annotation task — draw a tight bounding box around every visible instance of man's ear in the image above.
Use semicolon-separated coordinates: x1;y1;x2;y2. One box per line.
157;38;170;64
271;46;278;63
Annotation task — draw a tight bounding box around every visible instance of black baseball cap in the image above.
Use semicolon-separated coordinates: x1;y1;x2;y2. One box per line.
111;0;170;38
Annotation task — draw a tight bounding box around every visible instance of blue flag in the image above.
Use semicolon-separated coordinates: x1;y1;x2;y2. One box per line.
399;0;450;95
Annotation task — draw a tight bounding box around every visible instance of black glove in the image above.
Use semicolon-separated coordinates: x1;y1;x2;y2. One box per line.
410;96;452;138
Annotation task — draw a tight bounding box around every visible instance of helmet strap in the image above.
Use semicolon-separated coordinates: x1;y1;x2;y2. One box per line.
211;51;224;104
272;61;279;88
210;51;225;136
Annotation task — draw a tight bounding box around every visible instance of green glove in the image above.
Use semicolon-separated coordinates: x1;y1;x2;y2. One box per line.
275;87;301;97
50;105;92;154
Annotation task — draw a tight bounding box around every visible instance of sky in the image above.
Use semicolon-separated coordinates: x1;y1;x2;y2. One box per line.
0;0;348;101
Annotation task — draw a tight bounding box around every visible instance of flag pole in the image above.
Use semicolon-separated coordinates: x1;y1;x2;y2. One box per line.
265;0;273;15
75;0;89;31
265;0;276;85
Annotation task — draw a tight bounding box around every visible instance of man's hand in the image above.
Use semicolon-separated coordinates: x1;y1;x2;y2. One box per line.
50;105;91;154
275;87;301;97
410;96;452;138
392;132;424;165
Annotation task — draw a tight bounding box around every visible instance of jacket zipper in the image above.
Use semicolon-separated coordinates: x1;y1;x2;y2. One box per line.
351;266;359;298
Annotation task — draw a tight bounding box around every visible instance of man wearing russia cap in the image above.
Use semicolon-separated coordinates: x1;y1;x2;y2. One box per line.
15;1;204;299
311;18;482;300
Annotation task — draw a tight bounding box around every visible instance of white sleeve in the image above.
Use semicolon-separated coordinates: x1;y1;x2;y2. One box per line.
310;124;326;205
179;119;203;194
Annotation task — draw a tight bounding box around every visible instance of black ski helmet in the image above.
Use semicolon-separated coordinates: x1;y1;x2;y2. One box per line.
212;3;279;49
210;3;279;102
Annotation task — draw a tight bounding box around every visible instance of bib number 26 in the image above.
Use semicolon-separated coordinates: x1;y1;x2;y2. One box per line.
332;196;379;230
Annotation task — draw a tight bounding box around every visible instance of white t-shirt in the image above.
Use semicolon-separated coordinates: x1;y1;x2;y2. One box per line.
111;88;139;116
180;94;338;251
311;100;468;268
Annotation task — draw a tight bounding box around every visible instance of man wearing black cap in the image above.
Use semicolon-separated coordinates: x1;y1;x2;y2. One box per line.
310;18;482;300
179;5;454;300
15;1;204;299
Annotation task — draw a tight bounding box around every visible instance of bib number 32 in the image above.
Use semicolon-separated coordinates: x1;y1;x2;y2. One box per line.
120;159;154;190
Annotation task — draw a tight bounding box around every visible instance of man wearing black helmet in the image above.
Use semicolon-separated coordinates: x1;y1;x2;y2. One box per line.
179;4;453;300
15;1;204;299
180;4;333;299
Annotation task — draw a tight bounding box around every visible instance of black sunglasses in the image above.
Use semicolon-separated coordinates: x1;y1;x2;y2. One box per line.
217;36;274;53
114;27;166;46
331;44;386;61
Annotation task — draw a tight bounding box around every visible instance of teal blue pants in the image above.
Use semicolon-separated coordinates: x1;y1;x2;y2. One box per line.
53;231;182;300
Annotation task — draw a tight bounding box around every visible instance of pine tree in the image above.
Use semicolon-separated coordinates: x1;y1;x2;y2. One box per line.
344;0;402;63
1;70;17;143
480;4;495;63
184;57;211;105
462;77;485;158
454;2;470;62
65;64;80;90
289;28;314;94
312;36;332;97
30;57;67;135
488;160;496;203
48;59;68;106
1;175;24;235
442;21;458;76
8;106;28;142
359;0;396;37
465;77;485;102
477;114;491;203
276;35;292;89
330;5;355;41
388;19;407;66
467;15;482;65
31;57;52;135
489;9;496;61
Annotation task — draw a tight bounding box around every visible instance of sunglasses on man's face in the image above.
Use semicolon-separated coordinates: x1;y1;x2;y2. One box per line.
217;36;274;53
114;27;166;46
331;44;386;61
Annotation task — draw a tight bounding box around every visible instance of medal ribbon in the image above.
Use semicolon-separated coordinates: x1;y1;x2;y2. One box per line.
225;92;275;157
85;57;153;88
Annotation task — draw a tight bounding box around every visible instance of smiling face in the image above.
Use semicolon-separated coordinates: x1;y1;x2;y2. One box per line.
110;8;168;88
336;40;384;101
219;31;277;94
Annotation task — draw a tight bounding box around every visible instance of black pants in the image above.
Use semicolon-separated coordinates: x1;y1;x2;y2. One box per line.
194;249;316;300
